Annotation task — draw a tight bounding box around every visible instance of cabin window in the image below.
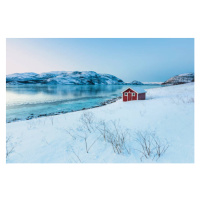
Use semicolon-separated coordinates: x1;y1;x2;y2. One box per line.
132;93;135;96
124;93;128;96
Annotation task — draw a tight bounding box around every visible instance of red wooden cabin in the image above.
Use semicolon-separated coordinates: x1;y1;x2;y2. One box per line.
122;87;146;101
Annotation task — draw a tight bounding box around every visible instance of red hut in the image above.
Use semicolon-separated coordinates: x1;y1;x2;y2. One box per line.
122;87;146;101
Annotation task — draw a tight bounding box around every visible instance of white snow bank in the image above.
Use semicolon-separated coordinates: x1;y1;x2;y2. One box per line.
6;83;194;163
142;82;162;85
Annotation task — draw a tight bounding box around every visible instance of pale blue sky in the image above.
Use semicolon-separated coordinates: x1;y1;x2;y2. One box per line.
6;38;194;82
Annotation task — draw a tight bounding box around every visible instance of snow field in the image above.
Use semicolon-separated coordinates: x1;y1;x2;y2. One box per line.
6;83;194;163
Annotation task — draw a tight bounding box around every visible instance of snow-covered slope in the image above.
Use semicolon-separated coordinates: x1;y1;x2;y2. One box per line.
6;71;144;85
162;73;194;85
6;72;39;84
6;83;194;163
6;71;125;85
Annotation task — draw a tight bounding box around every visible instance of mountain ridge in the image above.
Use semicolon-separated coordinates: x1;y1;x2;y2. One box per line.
6;71;144;85
162;73;194;85
7;71;194;85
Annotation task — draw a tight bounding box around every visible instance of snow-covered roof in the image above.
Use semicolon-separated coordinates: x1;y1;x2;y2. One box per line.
122;87;147;94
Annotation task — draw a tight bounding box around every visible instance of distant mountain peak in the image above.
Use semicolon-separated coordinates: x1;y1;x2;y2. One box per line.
162;73;194;85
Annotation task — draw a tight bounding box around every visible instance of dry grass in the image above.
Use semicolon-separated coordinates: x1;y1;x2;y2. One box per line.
134;130;169;161
6;136;15;160
65;112;169;162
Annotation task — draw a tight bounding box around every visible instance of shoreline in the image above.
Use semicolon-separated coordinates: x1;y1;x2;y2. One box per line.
6;83;189;123
7;96;122;123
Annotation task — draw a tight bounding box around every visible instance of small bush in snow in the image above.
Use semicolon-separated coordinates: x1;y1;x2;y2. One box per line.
97;120;130;155
65;112;169;162
6;136;15;160
77;112;101;153
49;116;54;125
134;131;169;161
79;112;95;133
171;95;194;104
73;112;130;155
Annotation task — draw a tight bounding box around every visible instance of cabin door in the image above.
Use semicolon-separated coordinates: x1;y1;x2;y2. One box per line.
128;92;132;101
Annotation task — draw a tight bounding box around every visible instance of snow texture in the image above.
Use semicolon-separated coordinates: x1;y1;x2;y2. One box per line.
6;83;194;163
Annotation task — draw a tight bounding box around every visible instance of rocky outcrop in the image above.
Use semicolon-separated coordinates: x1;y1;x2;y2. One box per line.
126;80;144;85
162;73;194;85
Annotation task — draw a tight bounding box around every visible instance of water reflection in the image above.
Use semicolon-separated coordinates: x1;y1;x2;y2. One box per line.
6;84;125;96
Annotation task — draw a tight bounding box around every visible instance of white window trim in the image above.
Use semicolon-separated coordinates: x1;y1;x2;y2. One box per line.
132;93;135;96
124;92;128;96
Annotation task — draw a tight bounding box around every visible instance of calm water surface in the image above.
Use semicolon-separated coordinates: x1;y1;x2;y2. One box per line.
6;84;162;122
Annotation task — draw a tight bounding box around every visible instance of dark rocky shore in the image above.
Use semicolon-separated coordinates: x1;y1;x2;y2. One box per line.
7;96;122;123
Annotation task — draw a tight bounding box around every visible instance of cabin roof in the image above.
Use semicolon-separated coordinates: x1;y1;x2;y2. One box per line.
122;87;147;94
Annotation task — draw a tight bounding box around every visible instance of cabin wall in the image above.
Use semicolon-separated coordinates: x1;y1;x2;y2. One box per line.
123;90;138;101
130;92;137;100
123;93;127;101
138;93;145;100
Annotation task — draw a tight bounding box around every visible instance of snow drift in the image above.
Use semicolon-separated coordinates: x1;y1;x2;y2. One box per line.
6;83;194;163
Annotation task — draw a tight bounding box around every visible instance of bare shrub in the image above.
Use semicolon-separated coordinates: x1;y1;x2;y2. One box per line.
66;129;76;140
76;112;130;154
187;97;194;103
78;132;101;154
72;150;82;163
107;121;130;154
27;119;39;129
134;131;169;161
70;148;82;163
153;137;169;159
77;112;101;153
49;116;54;126
97;120;130;155
41;136;49;145
79;112;95;133
96;120;108;141
6;136;15;160
65;112;169;161
171;95;194;104
66;145;82;163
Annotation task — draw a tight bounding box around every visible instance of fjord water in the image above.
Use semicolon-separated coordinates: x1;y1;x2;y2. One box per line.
6;84;162;122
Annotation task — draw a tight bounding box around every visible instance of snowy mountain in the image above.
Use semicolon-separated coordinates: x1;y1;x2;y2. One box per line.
125;80;144;85
162;73;194;85
6;71;125;85
6;71;142;85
